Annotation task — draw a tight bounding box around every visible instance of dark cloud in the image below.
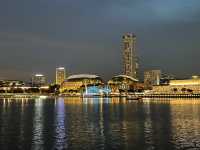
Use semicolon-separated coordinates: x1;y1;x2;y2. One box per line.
0;0;200;81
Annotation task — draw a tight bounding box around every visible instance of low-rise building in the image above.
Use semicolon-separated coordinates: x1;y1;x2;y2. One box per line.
108;75;138;93
151;78;200;94
60;74;103;93
160;73;176;85
144;70;161;89
0;80;25;87
31;74;46;87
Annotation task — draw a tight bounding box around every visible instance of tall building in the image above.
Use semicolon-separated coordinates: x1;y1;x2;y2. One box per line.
144;70;161;87
122;33;138;79
32;74;46;87
56;67;66;85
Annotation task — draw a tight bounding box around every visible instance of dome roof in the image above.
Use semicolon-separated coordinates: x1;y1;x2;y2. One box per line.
112;75;138;82
66;74;101;81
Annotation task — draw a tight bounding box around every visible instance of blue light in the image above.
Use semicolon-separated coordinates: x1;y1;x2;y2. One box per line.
84;86;111;95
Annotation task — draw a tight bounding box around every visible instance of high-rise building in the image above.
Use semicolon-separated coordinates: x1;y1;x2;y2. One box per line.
144;70;161;87
31;74;46;87
122;33;138;79
56;67;66;85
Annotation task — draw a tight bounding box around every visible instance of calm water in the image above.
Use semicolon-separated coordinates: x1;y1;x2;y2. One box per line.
0;98;200;150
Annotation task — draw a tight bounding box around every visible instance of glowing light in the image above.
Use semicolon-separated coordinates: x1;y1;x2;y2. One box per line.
57;67;65;70
39;96;48;99
35;74;44;77
40;86;49;89
83;86;111;95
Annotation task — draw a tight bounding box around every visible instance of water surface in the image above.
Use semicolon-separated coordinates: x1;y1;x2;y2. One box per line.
0;97;200;150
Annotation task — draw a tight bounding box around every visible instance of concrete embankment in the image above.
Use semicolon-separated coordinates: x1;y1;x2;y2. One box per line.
0;93;53;99
136;94;200;98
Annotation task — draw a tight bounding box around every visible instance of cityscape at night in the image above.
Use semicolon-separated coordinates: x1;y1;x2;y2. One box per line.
0;0;200;150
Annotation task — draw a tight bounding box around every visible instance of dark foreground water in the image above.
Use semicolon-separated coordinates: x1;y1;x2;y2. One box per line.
0;97;200;150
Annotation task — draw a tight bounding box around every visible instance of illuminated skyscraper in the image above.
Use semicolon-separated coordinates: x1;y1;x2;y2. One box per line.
122;33;138;79
56;67;66;85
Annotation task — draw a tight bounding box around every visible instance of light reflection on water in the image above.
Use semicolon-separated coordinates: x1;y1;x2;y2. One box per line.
32;98;44;149
0;98;200;149
54;98;67;149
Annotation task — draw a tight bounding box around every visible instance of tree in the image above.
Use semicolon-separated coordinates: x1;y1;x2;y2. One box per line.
173;88;178;93
48;84;60;94
181;88;187;93
187;89;193;93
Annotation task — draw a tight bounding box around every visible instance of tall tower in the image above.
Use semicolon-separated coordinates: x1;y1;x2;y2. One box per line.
56;67;66;85
122;33;138;79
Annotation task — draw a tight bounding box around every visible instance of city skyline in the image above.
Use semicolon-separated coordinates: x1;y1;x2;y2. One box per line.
1;1;200;150
0;0;200;81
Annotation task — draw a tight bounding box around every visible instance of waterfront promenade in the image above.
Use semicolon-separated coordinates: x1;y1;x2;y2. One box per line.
0;93;53;99
1;93;200;100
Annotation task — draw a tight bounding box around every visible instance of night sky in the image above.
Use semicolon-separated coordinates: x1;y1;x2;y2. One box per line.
0;0;200;82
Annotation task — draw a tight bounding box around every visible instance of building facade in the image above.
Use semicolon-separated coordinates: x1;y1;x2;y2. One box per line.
32;74;46;87
151;78;200;94
108;75;138;93
0;80;25;87
144;70;161;88
60;74;103;93
56;67;66;85
122;33;138;79
160;73;176;85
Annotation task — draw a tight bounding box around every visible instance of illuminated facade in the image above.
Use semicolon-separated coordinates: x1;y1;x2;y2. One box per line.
122;33;138;79
56;67;66;85
60;74;103;93
169;79;200;86
84;86;111;96
144;70;161;88
0;80;25;87
32;74;46;87
151;78;200;94
108;75;138;93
